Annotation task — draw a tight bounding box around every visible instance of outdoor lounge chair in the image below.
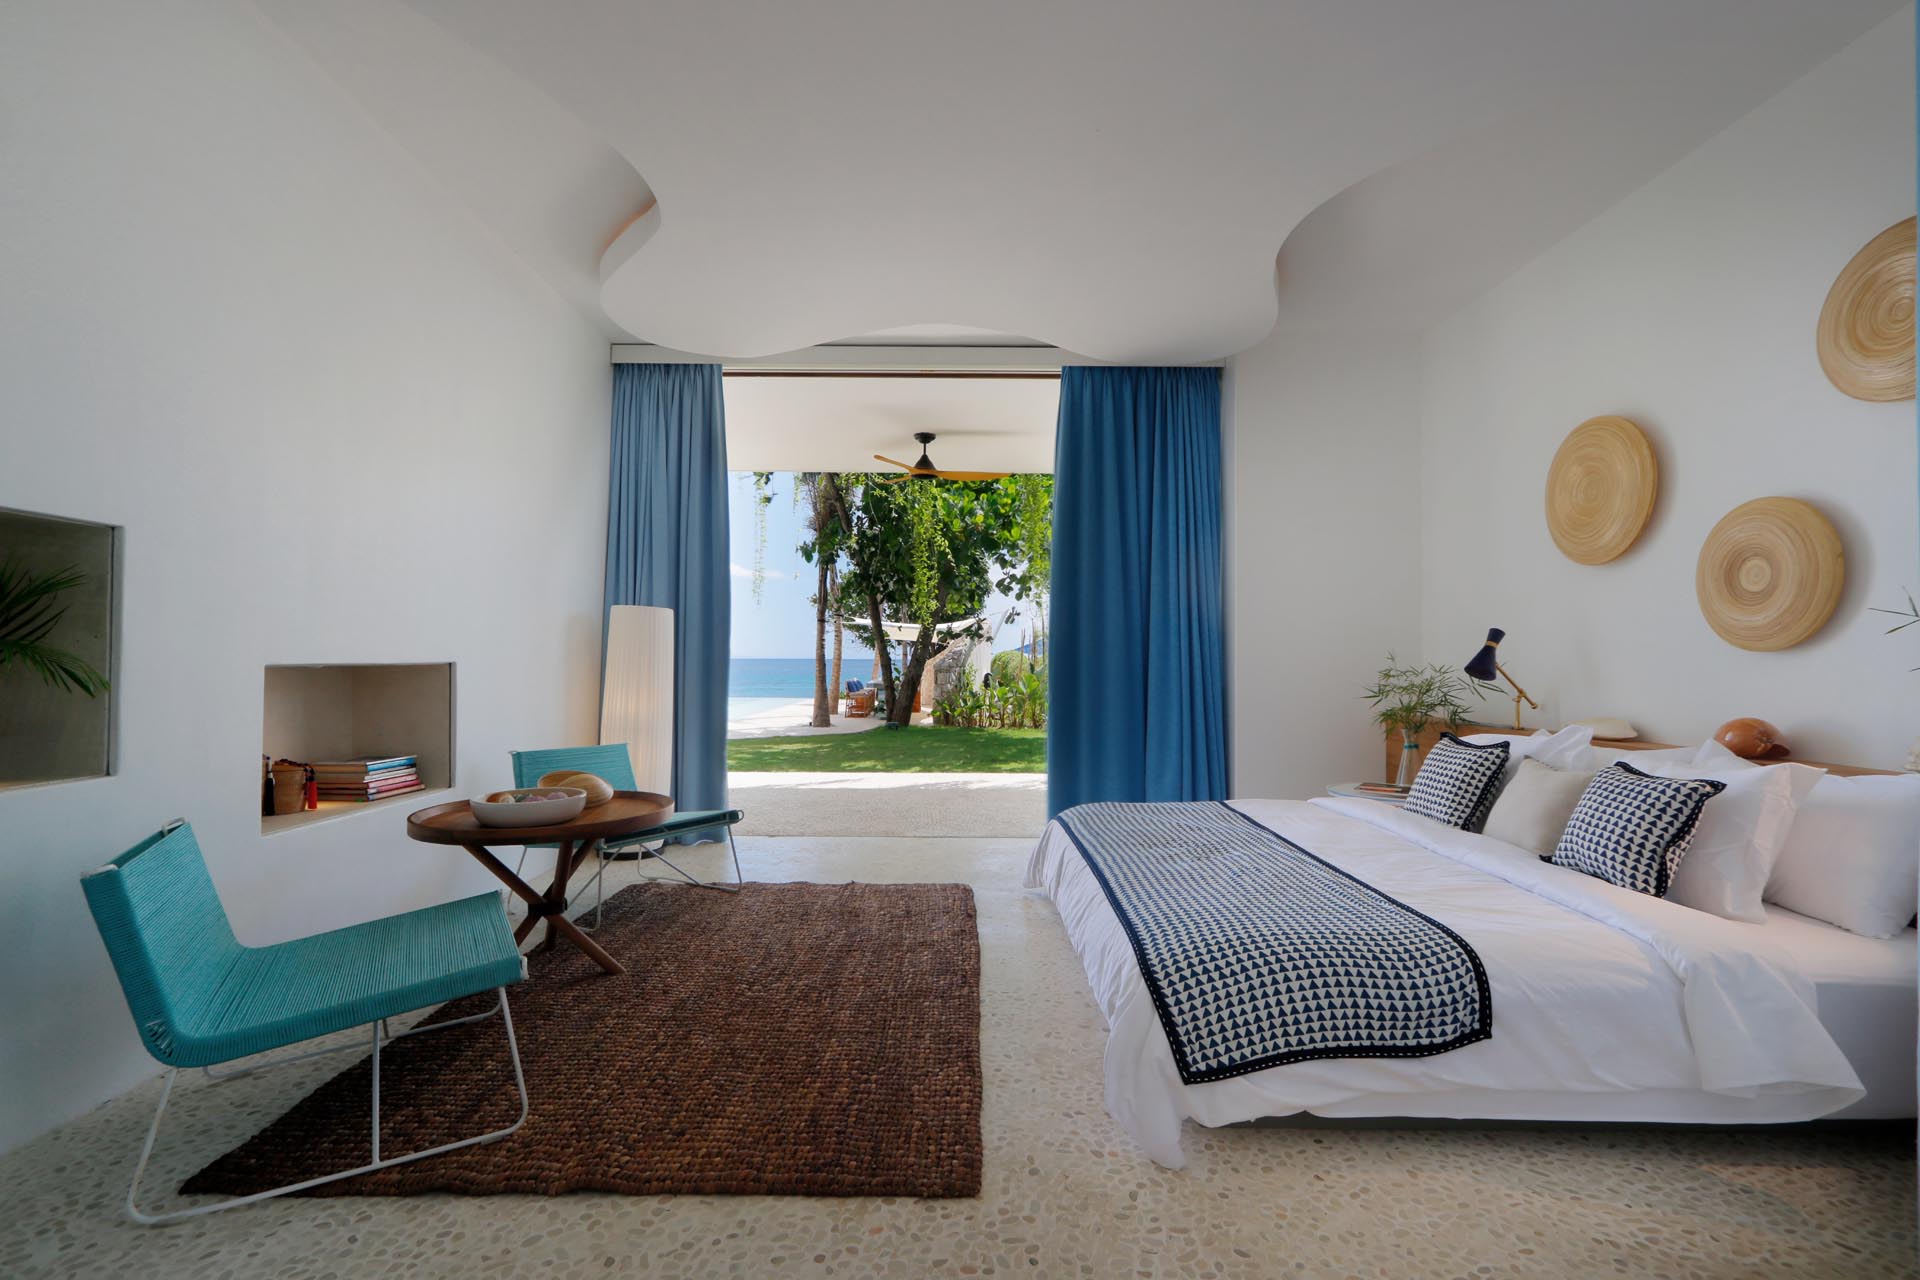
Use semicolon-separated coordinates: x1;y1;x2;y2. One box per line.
844;679;876;717
80;820;529;1225
510;744;745;926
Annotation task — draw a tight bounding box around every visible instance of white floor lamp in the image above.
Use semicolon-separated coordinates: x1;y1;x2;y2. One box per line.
600;604;675;795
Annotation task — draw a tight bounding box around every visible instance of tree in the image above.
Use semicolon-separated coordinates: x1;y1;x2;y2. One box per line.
761;470;1053;730
826;473;1052;727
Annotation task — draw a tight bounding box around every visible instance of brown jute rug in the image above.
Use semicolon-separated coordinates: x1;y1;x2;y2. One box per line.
182;881;982;1198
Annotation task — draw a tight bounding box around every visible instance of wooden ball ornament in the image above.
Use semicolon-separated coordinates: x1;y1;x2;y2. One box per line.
1818;216;1915;402
1545;415;1659;564
1695;497;1844;651
537;770;616;807
1714;717;1788;760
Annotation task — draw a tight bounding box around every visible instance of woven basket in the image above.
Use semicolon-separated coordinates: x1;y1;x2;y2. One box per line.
270;764;308;815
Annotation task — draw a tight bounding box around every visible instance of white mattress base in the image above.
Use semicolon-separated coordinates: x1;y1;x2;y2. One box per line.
1028;798;1911;1167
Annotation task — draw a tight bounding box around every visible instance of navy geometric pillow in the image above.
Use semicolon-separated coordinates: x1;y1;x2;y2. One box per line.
1403;733;1510;830
1549;763;1727;897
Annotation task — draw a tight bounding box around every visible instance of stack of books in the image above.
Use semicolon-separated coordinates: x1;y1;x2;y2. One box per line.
1353;781;1412;796
312;755;422;803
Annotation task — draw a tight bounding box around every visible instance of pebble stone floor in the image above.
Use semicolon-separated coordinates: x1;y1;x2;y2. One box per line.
1;835;1912;1279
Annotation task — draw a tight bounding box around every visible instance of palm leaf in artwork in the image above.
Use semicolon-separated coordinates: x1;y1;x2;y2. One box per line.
0;560;110;697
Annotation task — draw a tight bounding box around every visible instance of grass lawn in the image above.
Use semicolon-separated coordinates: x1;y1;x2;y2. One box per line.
727;726;1046;773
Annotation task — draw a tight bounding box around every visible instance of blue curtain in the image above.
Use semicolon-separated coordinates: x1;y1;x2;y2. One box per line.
1049;366;1226;817
605;363;730;830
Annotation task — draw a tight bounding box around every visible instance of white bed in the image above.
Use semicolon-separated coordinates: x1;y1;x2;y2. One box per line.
1026;795;1915;1168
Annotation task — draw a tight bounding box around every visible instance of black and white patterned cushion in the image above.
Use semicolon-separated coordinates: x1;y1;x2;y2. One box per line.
1402;733;1510;830
1549;762;1727;897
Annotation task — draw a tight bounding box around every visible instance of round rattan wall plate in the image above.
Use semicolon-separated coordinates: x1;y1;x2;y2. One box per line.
1695;497;1844;652
1817;216;1915;402
1544;415;1658;565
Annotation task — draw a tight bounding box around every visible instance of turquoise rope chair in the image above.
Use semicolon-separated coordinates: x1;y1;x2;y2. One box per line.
509;744;744;923
81;820;529;1225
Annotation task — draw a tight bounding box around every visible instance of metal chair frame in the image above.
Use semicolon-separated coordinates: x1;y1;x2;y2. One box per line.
516;821;744;933
126;987;527;1226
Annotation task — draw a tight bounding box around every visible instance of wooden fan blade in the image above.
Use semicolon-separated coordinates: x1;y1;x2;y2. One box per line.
932;470;1013;481
873;454;921;471
874;473;916;484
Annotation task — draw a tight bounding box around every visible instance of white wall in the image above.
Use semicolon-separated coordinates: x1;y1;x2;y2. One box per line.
1225;335;1424;798
1420;7;1918;767
0;0;612;1154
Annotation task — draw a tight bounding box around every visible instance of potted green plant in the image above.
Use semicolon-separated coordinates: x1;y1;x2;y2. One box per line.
1362;657;1496;787
1870;589;1919;771
0;560;109;696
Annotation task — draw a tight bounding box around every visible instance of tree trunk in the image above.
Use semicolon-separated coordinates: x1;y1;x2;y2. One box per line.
810;548;831;728
819;473;899;716
830;569;844;716
888;626;938;727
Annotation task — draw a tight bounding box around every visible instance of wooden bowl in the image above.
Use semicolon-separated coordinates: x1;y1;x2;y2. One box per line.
471;787;587;828
1817;216;1915;402
1695;498;1844;651
1545;416;1658;565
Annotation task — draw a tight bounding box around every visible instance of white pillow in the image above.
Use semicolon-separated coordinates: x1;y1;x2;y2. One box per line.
1653;762;1824;923
1465;724;1596;789
1482;758;1596;857
1764;773;1920;938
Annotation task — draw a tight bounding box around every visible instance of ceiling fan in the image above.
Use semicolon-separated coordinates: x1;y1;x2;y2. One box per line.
873;432;1011;483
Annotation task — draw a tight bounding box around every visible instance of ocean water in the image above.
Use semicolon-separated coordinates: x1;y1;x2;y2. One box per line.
727;656;860;723
728;657;824;698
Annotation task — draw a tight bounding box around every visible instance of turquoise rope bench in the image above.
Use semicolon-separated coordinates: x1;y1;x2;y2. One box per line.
510;745;745;916
81;820;529;1225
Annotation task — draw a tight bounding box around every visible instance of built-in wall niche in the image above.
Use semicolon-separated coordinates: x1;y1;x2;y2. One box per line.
261;663;453;834
0;507;117;789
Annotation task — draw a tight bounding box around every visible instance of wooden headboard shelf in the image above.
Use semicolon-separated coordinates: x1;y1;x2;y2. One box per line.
1384;724;1898;784
1589;738;1896;778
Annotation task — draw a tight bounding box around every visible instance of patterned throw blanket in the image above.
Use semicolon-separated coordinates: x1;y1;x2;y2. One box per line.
1054;802;1492;1084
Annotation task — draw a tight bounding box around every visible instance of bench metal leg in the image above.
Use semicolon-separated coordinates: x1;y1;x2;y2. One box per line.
127;986;527;1226
640;825;743;894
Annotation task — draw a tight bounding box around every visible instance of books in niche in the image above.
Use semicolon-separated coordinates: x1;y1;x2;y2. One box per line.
312;755;422;802
310;755;416;776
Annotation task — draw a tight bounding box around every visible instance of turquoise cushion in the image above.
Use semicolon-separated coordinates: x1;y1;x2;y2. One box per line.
157;893;526;1068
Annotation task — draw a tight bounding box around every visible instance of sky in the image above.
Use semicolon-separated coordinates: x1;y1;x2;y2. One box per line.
727;472;1038;661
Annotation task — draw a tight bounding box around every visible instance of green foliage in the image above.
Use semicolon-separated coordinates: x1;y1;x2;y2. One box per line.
1361;656;1492;738
933;666;1047;730
747;471;776;603
796;470;1050;726
0;560;109;697
990;648;1041;686
1872;588;1920;672
727;725;1046;773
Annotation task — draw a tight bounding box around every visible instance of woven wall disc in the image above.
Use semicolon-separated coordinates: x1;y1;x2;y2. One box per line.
1544;415;1658;564
1695;497;1844;652
1817;216;1915;402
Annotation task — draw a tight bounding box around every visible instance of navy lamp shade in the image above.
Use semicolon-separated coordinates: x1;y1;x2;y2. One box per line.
1464;628;1505;682
1464;627;1536;730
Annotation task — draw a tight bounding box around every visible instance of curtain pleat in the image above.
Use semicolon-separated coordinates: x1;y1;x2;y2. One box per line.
605;363;730;827
1049;366;1226;816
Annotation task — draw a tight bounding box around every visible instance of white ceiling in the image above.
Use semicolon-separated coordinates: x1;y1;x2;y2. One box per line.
720;376;1059;473
261;0;1901;360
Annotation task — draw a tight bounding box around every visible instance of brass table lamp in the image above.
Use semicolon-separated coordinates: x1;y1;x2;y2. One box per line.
1465;627;1538;731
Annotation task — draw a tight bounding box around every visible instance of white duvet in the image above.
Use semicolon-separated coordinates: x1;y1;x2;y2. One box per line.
1025;796;1864;1168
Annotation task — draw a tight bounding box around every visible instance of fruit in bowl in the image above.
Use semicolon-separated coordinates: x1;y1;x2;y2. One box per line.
536;770;616;807
471;787;587;828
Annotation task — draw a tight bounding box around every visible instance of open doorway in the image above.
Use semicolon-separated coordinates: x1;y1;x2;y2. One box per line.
722;373;1057;838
